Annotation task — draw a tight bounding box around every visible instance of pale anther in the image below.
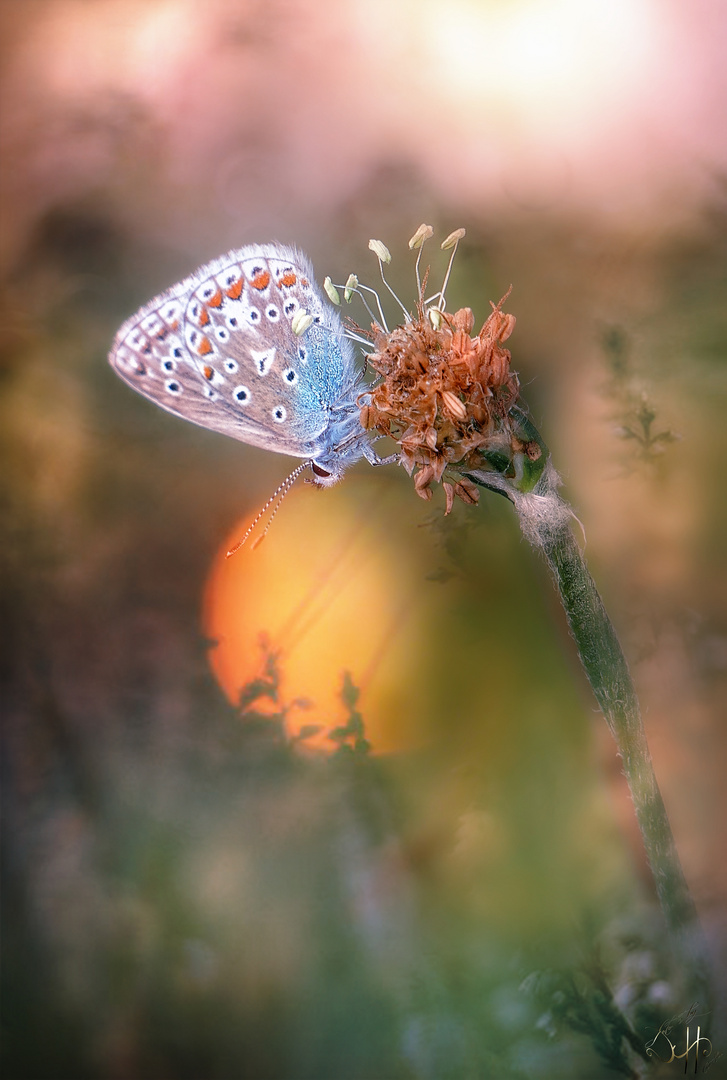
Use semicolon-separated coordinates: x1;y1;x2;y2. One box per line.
323;277;341;305
441;228;466;250
344;274;358;303
409;224;434;250
368;239;392;264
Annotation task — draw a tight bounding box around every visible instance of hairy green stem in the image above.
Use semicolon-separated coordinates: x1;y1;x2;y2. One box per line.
465;459;710;1002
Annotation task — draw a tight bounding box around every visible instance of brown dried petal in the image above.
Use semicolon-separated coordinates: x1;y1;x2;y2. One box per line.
359;404;377;430
453;477;480;505
414;465;435;500
399;446;417;475
452;307;475;334
440;389;468;422
498;313;516;342
491;347;512;386
443;481;455;516
430;456;448;483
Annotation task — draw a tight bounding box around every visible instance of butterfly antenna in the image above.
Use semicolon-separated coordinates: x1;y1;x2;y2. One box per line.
226;461;310;557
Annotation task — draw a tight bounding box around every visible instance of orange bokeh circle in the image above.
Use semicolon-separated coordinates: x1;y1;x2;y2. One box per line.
203;480;432;753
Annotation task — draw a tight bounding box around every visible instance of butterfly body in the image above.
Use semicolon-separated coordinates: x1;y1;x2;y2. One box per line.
109;244;372;483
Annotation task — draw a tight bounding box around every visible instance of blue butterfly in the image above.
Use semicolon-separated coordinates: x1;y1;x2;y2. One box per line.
109;243;379;486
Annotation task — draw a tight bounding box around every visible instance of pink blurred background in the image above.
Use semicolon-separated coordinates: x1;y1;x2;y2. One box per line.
2;0;727;262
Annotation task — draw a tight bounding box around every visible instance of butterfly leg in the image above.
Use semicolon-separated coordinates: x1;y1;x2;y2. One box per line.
361;442;399;467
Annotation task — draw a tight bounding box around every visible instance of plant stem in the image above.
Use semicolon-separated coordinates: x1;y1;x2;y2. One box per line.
466;460;710;1003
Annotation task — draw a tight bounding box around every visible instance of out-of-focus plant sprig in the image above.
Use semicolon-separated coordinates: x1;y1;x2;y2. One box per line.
601;326;679;465
521;958;649;1080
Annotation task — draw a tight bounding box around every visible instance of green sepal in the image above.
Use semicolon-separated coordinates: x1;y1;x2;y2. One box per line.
480;449;511;474
510;409;548;493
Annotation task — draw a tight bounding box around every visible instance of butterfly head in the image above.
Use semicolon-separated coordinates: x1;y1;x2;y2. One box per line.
308;462;342;488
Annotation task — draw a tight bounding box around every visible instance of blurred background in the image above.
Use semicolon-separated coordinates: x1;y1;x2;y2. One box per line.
1;1;726;1077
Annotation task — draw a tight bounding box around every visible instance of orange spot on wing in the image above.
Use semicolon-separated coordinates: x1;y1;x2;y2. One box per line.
203;365;214;380
198;306;210;326
251;271;271;290
301;278;309;287
169;319;179;331
197;336;213;356
206;288;223;308
279;272;297;287
225;277;243;300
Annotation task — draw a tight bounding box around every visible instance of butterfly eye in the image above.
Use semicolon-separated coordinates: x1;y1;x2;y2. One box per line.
161;359;176;372
248;309;261;324
216;327;230;342
284;299;298;317
272;405;287;423
311;463;332;478
233;385;251;404
266;306;280;322
298;345;307;363
172;347;183;359
165;380;182;395
226;314;239;329
282;368;298;385
224;359;239;374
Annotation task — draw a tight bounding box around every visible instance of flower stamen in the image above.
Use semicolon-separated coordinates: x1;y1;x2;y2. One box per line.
408;223;435;299
368;238;412;324
437;227;466;312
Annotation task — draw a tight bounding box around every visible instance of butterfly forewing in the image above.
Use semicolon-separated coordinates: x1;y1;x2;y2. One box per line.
109;244;362;463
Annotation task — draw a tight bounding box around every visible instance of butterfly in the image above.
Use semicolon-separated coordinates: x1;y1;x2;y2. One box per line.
108;243;379;486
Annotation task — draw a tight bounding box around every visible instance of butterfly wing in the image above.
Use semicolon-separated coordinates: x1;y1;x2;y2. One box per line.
109;244;358;459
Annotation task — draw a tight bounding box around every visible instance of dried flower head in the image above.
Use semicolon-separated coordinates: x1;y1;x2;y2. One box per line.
348;227;545;509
